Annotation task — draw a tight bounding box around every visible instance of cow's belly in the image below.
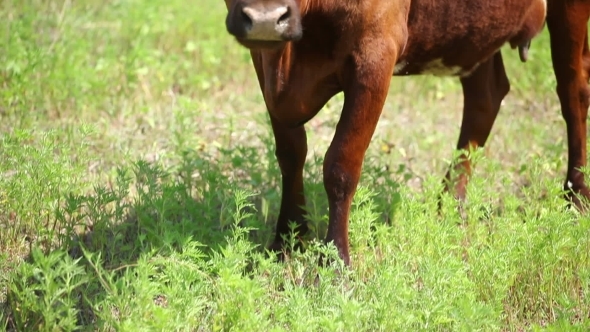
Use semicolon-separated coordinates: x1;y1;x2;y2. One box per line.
393;58;481;77
394;0;547;77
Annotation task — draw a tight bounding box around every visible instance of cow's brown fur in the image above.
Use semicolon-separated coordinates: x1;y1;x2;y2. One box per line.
222;0;588;266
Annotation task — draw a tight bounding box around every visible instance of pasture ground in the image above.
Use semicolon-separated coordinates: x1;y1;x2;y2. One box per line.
1;0;589;330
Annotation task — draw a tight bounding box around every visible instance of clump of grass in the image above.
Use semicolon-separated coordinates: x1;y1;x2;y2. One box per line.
6;248;88;331
0;127;93;259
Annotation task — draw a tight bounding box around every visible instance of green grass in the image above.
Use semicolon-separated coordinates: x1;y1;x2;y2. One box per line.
1;0;589;330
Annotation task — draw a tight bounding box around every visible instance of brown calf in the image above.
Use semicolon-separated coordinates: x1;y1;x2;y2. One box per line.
223;0;551;265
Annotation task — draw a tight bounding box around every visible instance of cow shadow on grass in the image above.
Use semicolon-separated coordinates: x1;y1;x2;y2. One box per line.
62;144;404;264
67;147;286;266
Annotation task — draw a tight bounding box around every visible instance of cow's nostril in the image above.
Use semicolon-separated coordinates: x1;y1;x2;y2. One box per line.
277;7;291;25
241;9;253;29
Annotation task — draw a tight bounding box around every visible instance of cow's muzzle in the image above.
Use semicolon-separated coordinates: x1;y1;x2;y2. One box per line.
226;0;302;49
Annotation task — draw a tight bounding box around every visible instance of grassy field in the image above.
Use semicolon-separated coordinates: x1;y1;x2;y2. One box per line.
1;0;590;330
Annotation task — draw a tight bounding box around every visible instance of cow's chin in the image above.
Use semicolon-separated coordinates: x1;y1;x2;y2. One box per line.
235;38;289;50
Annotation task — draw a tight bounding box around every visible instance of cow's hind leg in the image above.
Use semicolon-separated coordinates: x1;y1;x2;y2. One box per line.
443;52;510;203
268;117;309;253
547;4;590;209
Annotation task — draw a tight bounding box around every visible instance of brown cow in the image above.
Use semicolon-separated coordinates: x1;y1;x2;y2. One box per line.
223;0;548;265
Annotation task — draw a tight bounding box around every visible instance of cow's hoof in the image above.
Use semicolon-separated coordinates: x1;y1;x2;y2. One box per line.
267;240;287;262
565;184;590;212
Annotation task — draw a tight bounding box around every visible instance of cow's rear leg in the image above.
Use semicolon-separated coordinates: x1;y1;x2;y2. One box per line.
267;116;309;253
547;5;590;210
443;52;510;203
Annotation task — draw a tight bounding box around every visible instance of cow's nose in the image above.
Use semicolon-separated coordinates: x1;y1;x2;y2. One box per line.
240;5;292;40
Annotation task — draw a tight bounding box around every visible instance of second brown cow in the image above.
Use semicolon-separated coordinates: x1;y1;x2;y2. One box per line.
223;0;547;265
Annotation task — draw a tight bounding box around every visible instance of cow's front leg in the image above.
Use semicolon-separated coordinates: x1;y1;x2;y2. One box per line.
323;50;397;266
268;116;309;253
